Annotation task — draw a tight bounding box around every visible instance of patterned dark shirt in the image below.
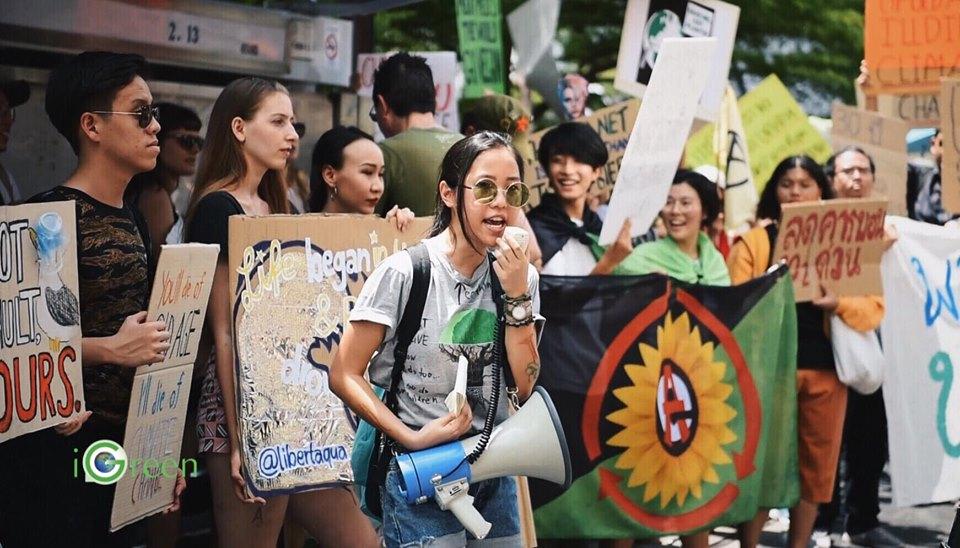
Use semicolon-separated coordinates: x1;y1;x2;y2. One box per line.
30;186;152;427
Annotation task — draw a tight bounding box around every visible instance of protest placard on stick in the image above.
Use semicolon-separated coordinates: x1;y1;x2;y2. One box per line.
865;1;960;95
614;0;739;122
111;243;218;531
830;102;909;215
601;37;716;245
771;198;887;302
685;75;832;192
228;214;430;496
941;77;960;213
525;99;640;209
0;202;85;444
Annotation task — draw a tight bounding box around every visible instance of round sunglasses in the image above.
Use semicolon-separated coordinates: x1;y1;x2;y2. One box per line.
462;179;530;208
91;104;159;129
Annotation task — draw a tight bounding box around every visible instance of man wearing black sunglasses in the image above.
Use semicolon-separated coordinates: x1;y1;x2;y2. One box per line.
1;51;179;548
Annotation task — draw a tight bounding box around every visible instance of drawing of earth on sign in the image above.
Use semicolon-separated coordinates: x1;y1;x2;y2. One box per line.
639;10;682;75
233;239;364;494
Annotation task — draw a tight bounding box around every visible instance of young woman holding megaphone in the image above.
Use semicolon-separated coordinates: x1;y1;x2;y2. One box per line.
331;131;546;547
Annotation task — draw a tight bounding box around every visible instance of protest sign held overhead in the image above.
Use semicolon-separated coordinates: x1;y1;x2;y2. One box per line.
880;217;960;507
601;37;716;245
455;0;505;98
714;84;757;231
941;77;960;213
531;269;798;537
830;102;910;215
228;215;430;496
111;244;218;531
0;201;85;444
865;1;960;95
685;75;832;192
771;198;887;302
525;99;640;209
614;0;739;122
507;0;560;76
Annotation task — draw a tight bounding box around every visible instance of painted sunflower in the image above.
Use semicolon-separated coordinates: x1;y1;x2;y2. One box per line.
606;312;737;508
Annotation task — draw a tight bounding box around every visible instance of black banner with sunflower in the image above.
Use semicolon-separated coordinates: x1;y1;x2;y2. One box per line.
531;268;799;537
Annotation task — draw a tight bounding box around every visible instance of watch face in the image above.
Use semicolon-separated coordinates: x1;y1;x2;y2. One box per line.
511;305;528;320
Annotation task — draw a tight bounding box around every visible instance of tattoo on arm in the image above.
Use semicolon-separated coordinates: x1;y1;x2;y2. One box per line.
525;362;540;383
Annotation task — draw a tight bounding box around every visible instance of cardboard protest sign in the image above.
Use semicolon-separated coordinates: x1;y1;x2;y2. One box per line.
880;216;960;507
941;78;960;213
685;75;832;192
830;102;910;215
0;201;85;443
525;99;640;209
614;0;739;122
771;198;887;302
455;0;505;98
876;93;940;128
357;51;460;133
228;215;431;495
111;244;218;531
601;37;717;245
865;1;960;95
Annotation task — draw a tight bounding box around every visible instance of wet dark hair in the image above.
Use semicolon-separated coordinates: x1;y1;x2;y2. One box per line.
156;102;201;142
126;103;202;202
45;51;149;155
671;169;721;228
308;126;375;212
372;52;436;116
824;145;875;178
757;155;834;221
537;122;609;175
430;132;525;254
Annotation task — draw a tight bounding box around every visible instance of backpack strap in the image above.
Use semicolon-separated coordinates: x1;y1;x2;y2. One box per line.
384;243;431;413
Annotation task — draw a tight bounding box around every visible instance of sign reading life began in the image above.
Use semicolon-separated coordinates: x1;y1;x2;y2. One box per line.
229;214;430;495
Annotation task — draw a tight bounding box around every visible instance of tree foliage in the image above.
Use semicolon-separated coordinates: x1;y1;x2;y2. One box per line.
372;0;865;116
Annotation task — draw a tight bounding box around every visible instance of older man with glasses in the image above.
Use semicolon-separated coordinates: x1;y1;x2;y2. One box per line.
0;79;29;205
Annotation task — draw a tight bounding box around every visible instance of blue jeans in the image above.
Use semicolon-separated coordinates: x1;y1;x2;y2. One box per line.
382;458;521;547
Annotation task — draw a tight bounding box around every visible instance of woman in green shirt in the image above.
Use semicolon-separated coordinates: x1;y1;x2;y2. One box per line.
633;169;730;286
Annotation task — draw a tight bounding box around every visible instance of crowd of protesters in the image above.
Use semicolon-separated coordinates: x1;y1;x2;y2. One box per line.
0;49;954;548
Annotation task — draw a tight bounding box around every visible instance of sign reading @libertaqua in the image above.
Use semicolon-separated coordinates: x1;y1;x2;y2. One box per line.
229;214;430;495
0;201;85;444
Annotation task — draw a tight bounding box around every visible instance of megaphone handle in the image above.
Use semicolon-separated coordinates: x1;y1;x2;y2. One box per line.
435;480;492;540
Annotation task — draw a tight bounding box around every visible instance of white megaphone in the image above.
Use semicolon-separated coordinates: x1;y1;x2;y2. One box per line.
395;386;571;540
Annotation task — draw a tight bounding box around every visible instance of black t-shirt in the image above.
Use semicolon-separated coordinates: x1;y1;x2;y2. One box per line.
185;191;244;254
29;185;153;427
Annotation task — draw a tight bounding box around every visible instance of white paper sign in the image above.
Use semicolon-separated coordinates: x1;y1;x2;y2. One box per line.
600;37;717;245
880;216;960;507
507;0;560;75
289;17;354;87
614;0;739;122
356;51;461;133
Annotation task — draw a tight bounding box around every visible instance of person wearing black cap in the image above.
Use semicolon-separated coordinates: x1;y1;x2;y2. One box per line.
0;78;30;204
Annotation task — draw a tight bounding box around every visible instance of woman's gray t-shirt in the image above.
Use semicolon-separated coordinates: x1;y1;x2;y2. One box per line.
350;234;542;432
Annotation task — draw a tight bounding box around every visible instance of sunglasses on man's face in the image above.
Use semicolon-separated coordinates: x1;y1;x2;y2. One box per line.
171;134;204;151
368;105;378;123
462;179;530;208
91;104;160;129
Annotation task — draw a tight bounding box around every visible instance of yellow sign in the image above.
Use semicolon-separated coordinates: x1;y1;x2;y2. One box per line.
685;75;831;191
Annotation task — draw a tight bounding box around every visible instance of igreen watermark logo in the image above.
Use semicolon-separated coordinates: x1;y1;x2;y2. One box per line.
80;439;127;485
73;440;197;486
